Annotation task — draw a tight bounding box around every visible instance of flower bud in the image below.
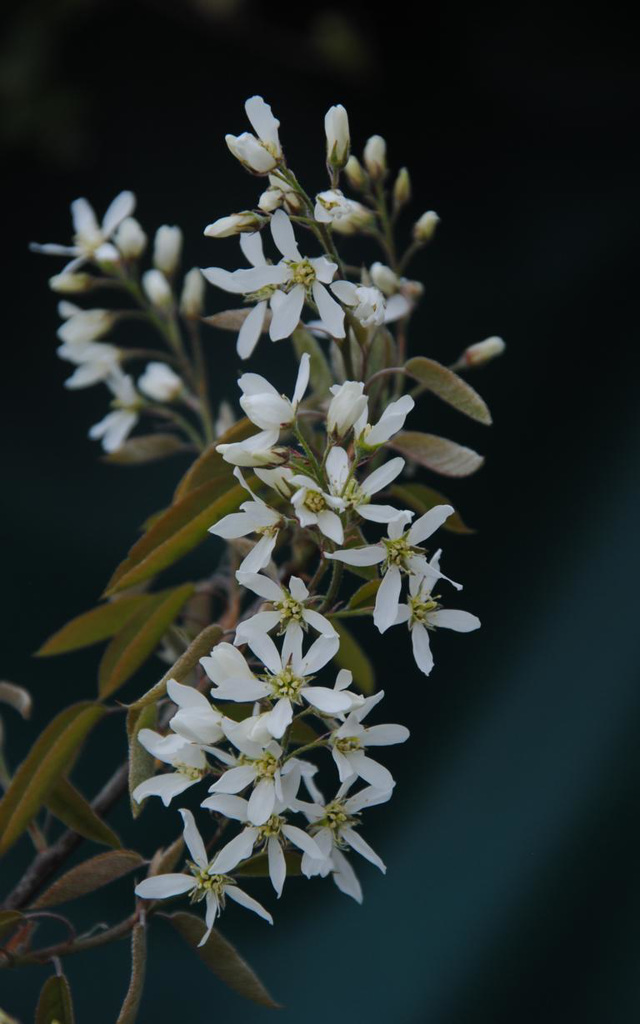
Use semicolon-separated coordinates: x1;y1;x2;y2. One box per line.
180;268;205;319
413;211;440;243
226;133;278;175
344;155;367;190
325;104;350;169
330;201;376;236
393;167;411;209
138;362;183;402
461;336;506;367
114;217;147;259
327;380;368;435
142;269;172;308
363;135;387;179
204;211;267;238
49;272;95;294
153;225;183;275
370;262;398;296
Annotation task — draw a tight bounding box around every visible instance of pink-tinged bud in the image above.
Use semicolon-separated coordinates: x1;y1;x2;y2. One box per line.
461;336;506;367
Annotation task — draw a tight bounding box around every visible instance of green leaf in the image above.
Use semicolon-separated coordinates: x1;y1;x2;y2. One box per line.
31;850;144;909
292;328;332;398
0;702;105;856
166;912;281;1009
0;681;31;718
347;579;381;611
334;621;375;694
173;418;255;500
405;355;492;424
236;851;301;877
127;623;224;710
98;584;195;698
0;910;24;943
389;483;475;534
390;431;484;477
46;777;121;848
126;703;157;817
103;433;190;465
36;596;153;657
35;973;75;1024
105;482;247;595
115;922;147;1024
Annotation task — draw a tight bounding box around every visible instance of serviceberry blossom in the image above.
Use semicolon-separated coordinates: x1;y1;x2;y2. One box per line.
326;380;368;436
56;301;115;345
325;447;406;524
205;733;291;826
88;371;141;452
165;679;226;746
329;690;409;789
354;393;415;448
324;104;350;168
135;809;272;944
31;191;136;273
226;95;282;175
138;362;183;402
216;429;285;468
58;330;120;390
314;189;362;225
394;551;481;675
289;473;345;544
132;731;208;807
208;467;284;573
234;573;338;645
326;506;460;633
239;352;310;430
330;281;387;326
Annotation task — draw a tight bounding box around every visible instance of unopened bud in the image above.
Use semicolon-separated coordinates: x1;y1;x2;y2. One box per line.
363;135;387;179
180;268;206;319
325;104;350;169
344;155;367;190
204;211;267;238
153;225;183;276
393;167;411;210
142;269;172;308
331;201;376;236
49;272;95;294
369;262;398;296
461;336;506;368
138;362;184;402
114;217;147;259
413;211;440;243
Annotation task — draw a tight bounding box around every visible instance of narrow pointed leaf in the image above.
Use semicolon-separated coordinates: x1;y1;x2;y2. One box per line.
334;621;375;694
390;483;475;534
166;912;281;1009
173;418;255;500
292;328;332;398
104;433;190;465
36;595;153;657
31;850;144;909
347;579;381;611
405;355;492;424
127;623;224;710
46;777;121;848
390;431;484;477
35;973;75;1024
115;922;147;1024
98;584;195;698
126;703;158;817
0;702;105;855
105;483;247;595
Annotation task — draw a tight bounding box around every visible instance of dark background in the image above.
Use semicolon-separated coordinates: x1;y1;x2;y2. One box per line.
2;2;640;1021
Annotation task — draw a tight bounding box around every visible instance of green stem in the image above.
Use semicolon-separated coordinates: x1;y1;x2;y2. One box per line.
318;559;343;613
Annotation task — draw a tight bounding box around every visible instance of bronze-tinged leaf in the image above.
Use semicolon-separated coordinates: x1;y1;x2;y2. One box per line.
235;851;301;877
0;702;105;856
31;850;144;909
291;328;332;398
115;922;147;1024
46;777;121;848
0;681;32;718
405;355;492;424
173;418;255;500
202;308;272;333
0;910;24;942
390;483;475;534
346;579;381;611
166;912;281;1009
35;973;75;1024
147;835;184;878
36;595;153;657
98;584;195;698
103;433;190;465
334;621;375;694
126;703;157;817
104;482;247;595
390;431;484;477
127;623;224;710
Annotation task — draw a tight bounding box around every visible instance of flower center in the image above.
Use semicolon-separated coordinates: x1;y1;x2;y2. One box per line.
340;478;365;508
268;667;304;700
258;814;285;840
253;751;279;779
334;735;361;754
274;593;305;625
382;535;413;569
288;259;316;288
304;490;326;513
408;594;438;626
188;866;230;902
320;799;356;834
246;284;279;302
173;762;205;781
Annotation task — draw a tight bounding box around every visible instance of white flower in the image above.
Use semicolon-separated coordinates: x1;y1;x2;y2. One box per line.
166;678;226;746
142;268;172;307
225;96;282;174
369;262;398;296
202;786;322;897
135;808;272;944
363;135;387;179
205;732;289;826
216;428;284;468
138;362;183;402
394;551;481;675
344;155;367;190
289;473;345;544
204;211;266;238
258;174;304;216
56;302;115;345
48;272;94;294
153;225;183;275
113;216;147;259
353;394;415;448
180;268;206;319
59;340;120;390
208;467;283;574
238;352;309;430
234;573;337;645
132;729;208;807
325;447;405;524
328;201;375;236
325;104;350;167
88;371;141;453
329;690;409;789
413;210;440;242
326;506;460;633
214;399;235;437
30;190;135;273
330;281;386;326
314;189;360;225
326;380;368;435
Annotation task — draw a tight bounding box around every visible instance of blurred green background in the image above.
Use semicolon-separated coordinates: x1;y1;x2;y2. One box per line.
2;2;640;1020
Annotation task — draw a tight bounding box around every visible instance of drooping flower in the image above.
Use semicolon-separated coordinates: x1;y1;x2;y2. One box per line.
31;191;136;273
234;573;337;645
88;371;142;453
226;96;283;175
216;429;285;468
135;808;273;944
328;690;409;789
165;679;226;746
326;380;368;436
132;730;208;807
238;352;309;430
325;447;406;524
208;467;284;573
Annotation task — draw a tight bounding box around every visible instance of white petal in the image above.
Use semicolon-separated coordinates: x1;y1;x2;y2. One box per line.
357;503;405;523
270;209;300;259
302;686;352;714
201;892;219;945
209;765;257;793
331;849;362;903
245;630;282;675
408;505;454;545
360;457;405;497
428;609;481;632
179;808;208;868
238;533;278;574
316;509;344;544
312;282;345;338
299;632;340;675
71;197;99;240
200;793;248;820
268;836;287;896
351;752;395;791
237;302;267;360
288;575;309;602
237;572;283;602
326;545;385;566
239;230;266;267
132;773;197;808
329;280;358;305
264;697;293;739
411;624;433;674
135;874;195;900
235;611;282;644
373;566;402;634
292;352;310;407
102;191;136;236
269;285;305;341
302;609;338;637
225;884;273;924
247;778;275;825
342;827;386;872
210;828;258;873
363;724;410;746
